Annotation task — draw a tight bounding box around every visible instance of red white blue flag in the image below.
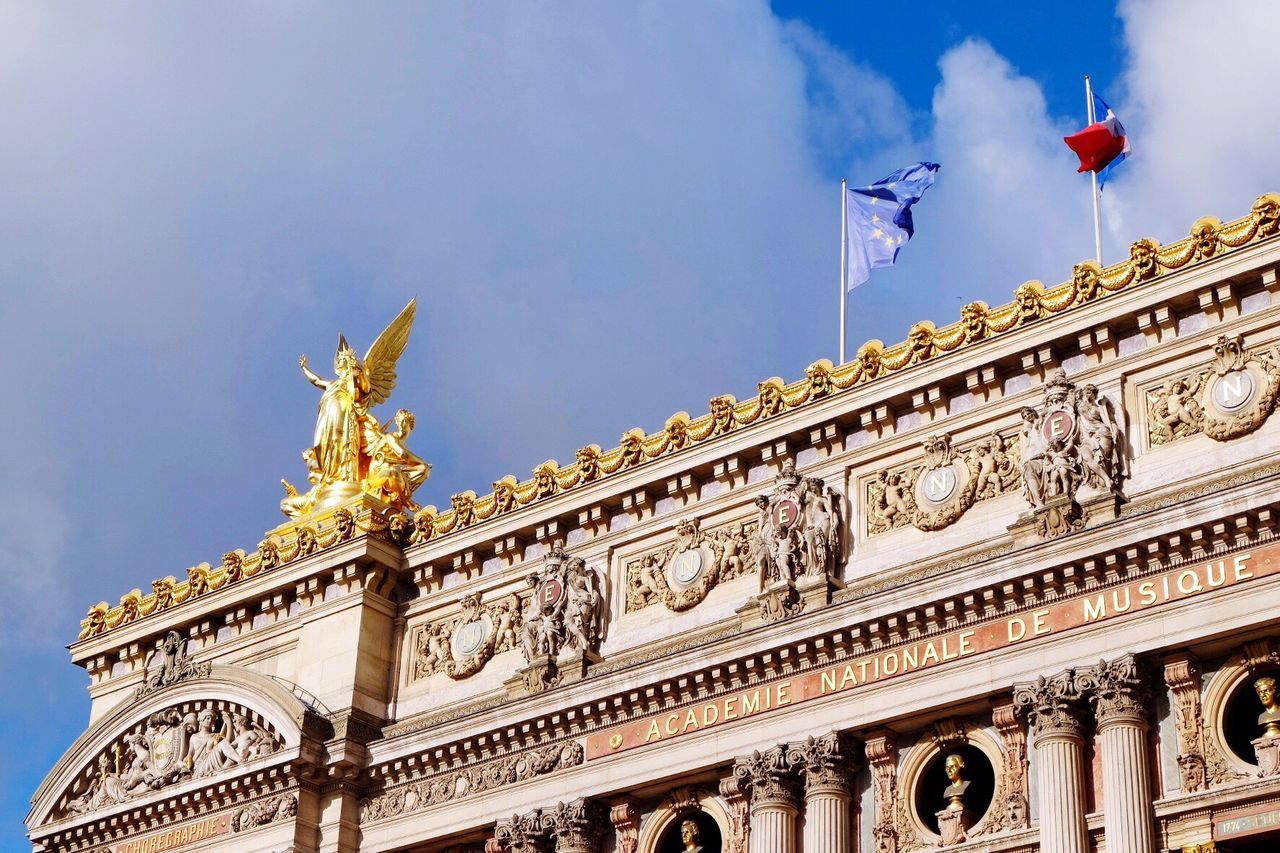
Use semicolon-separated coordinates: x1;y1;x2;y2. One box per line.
1064;92;1130;190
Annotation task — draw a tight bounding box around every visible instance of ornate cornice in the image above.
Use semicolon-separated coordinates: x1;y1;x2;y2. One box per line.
76;194;1280;642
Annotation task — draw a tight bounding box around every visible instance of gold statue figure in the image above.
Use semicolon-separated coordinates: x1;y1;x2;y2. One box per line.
282;299;427;518
1256;676;1280;738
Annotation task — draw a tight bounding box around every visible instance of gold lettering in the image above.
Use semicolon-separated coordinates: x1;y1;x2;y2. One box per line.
1033;608;1050;635
777;681;792;706
645;720;660;741
724;696;738;720
882;652;899;676
703;703;719;726
1008;616;1027;641
1138;581;1156;605
839;664;857;689
958;630;975;655
857;659;871;682
941;637;957;661
1236;553;1254;580
1083;595;1106;622
821;669;836;694
684;708;700;731
742;691;761;715
921;641;940;665
1163;575;1171;599
664;713;680;735
1177;570;1203;594
902;646;919;670
1111;587;1131;613
1207;560;1227;587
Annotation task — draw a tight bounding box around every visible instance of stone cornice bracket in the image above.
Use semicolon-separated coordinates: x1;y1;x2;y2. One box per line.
1243;638;1280;674
718;774;750;853
991;700;1030;831
491;808;551;853
785;731;859;797
1079;653;1150;726
1164;653;1207;794
543;798;609;853
733;745;801;812
864;731;901;853
1012;669;1087;740
609;798;641;853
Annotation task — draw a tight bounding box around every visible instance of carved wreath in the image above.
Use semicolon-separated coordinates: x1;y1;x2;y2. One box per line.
412;591;523;682
1147;334;1280;446
625;518;754;613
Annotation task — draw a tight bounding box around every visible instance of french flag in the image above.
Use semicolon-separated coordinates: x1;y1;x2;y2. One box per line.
1064;92;1130;189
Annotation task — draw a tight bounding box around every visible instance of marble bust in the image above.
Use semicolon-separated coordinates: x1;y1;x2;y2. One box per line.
1256;676;1280;738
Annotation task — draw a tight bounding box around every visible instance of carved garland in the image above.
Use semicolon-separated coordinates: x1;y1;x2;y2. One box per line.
411;591;524;682
80;194;1280;639
1147;333;1280;447
867;432;1020;536
625;518;755;613
359;740;585;825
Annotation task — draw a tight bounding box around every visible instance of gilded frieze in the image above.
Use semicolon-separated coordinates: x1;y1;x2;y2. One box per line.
56;701;283;820
359;740;584;825
1147;333;1280;447
866;432;1020;537
624;518;754;614
77;195;1280;641
411;591;523;682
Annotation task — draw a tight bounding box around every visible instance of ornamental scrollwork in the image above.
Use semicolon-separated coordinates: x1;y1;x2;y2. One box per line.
135;631;211;700
1147;334;1280;446
359;741;585;825
232;794;298;833
411;591;523;682
57;702;283;820
625;518;754;613
867;432;1020;536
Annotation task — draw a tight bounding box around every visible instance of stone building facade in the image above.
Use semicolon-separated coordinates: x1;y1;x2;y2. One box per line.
27;194;1280;852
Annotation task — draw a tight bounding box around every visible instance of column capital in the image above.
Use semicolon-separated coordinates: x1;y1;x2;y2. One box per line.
493;808;552;853
1080;653;1150;727
786;731;858;798
733;744;801;812
1013;668;1087;740
546;798;609;852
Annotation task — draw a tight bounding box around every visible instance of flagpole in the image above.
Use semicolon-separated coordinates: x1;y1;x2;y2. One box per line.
1085;75;1104;265
840;178;848;365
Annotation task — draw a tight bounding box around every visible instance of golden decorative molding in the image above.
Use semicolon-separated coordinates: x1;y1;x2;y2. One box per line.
78;194;1280;642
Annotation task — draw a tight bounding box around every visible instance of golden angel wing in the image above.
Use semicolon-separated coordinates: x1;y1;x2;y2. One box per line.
362;298;417;406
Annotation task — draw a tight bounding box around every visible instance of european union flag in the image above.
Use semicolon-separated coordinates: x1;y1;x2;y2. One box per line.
845;162;939;291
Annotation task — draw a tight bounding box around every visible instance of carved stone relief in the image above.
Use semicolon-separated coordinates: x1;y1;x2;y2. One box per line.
231;793;298;833
1165;654;1208;792
411;591;523;682
1147;333;1280;446
58;701;283;819
989;703;1030;832
519;543;606;663
866;732;917;853
135;631;211;700
625;517;754;613
718;774;750;853
867;432;1020;536
360;741;585;825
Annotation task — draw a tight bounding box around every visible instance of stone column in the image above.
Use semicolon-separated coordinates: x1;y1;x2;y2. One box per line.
789;732;857;853
734;746;801;853
1014;670;1089;853
1083;655;1156;853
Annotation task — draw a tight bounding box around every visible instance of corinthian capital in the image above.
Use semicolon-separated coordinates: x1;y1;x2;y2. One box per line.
1079;654;1150;725
733;745;801;811
785;731;858;797
1013;669;1087;739
493;809;551;853
544;798;608;852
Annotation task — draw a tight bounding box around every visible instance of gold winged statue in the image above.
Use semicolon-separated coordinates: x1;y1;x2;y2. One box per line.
281;299;430;518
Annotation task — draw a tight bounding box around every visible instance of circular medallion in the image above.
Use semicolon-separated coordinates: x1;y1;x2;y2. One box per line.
771;498;801;529
917;464;958;506
670;548;704;585
1211;369;1256;413
537;577;564;608
455;620;487;657
1040;408;1076;444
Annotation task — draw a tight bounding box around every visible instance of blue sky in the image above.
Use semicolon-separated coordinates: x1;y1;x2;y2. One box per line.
4;0;1279;841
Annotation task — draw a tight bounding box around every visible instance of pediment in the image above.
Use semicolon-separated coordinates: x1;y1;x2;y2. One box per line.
29;665;317;832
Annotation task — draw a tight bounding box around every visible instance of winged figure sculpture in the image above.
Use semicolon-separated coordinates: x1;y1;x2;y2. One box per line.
282;299;429;518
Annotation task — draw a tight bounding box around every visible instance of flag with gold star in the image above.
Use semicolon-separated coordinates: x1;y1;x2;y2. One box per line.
845;162;939;291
